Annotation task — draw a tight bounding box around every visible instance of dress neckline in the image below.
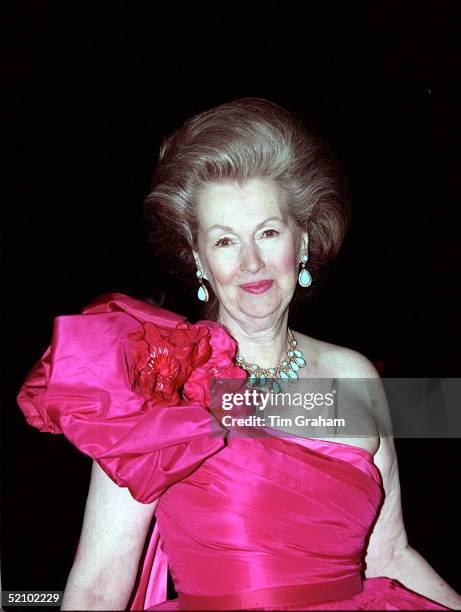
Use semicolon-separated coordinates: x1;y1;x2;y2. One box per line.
257;425;377;462
228;424;382;486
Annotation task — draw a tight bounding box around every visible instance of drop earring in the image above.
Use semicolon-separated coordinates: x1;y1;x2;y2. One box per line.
298;253;312;288
196;269;209;302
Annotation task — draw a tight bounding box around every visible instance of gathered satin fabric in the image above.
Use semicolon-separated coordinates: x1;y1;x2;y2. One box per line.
17;293;450;610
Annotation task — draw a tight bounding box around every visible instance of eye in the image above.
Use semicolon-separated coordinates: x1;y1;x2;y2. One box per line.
215;236;234;247
260;229;279;239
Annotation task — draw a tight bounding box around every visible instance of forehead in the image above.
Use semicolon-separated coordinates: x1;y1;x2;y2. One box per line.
195;178;288;230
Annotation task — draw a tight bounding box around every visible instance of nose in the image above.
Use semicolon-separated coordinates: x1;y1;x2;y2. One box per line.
239;242;265;274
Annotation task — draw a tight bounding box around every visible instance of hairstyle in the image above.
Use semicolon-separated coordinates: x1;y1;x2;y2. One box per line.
144;97;350;319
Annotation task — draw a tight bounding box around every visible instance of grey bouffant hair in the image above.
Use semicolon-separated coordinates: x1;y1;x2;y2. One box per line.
144;98;350;319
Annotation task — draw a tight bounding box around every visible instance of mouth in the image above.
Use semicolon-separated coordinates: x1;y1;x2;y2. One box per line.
239;280;274;294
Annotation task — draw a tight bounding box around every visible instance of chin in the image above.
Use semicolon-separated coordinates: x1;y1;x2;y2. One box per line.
238;296;283;319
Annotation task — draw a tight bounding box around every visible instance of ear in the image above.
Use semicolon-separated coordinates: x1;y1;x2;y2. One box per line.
192;249;209;281
298;231;309;260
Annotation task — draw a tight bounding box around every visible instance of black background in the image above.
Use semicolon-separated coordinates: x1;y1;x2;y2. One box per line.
3;0;460;601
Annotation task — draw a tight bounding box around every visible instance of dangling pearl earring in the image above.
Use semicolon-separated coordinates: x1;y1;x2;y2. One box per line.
196;269;209;302
298;254;312;287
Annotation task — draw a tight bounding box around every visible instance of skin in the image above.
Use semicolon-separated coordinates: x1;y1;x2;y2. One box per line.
193;177;308;371
193;177;380;452
61;177;461;609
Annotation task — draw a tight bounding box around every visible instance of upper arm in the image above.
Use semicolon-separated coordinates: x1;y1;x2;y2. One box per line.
364;431;409;576
62;460;158;608
331;348;409;576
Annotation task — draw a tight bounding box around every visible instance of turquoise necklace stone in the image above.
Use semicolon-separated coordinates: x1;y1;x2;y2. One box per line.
234;328;306;393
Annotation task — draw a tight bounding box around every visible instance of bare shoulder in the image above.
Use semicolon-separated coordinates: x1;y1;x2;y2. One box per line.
291;330;380;379
291;330;385;456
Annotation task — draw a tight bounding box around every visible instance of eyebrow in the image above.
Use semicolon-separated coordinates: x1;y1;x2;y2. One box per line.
206;216;286;235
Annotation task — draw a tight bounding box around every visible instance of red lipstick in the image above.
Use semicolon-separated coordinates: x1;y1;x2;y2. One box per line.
239;280;274;294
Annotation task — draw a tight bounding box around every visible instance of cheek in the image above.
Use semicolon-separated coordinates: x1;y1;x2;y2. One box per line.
205;252;237;286
274;251;297;274
269;240;298;274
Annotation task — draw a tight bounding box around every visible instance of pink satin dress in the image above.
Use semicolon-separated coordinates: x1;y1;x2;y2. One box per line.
17;293;451;610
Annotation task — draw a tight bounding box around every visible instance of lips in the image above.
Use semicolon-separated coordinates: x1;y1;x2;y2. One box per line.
239;280;274;294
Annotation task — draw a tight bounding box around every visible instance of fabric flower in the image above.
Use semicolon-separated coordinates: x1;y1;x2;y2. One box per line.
183;320;248;412
128;320;212;403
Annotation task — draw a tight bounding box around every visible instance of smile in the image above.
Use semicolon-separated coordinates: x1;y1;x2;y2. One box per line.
239;280;274;294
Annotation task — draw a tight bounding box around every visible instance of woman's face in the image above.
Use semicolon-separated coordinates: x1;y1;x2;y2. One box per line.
194;177;307;325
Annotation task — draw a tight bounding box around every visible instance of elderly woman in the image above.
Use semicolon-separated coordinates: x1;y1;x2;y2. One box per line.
17;98;459;611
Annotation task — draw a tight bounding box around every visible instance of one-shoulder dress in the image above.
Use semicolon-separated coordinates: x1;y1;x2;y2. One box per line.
16;293;451;610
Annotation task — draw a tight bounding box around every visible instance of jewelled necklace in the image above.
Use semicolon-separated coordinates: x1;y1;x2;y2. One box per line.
234;329;306;393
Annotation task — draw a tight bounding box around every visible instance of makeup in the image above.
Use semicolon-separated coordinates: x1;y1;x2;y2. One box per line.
239;280;274;294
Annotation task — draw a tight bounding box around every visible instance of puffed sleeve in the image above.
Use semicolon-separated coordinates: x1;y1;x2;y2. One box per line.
16;294;227;503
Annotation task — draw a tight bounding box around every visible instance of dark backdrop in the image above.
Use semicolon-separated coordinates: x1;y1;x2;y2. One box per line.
3;1;460;599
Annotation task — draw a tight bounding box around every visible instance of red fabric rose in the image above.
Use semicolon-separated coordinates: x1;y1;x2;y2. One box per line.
183;320;247;410
128;320;212;403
